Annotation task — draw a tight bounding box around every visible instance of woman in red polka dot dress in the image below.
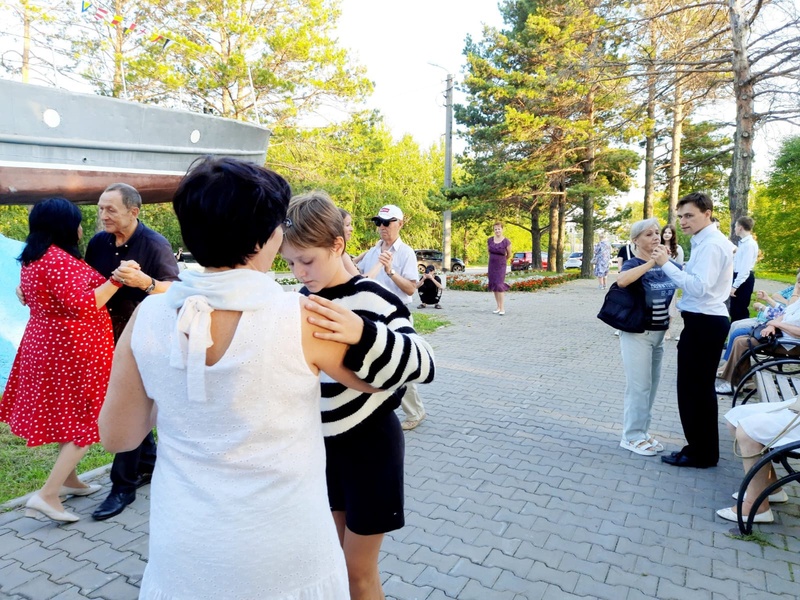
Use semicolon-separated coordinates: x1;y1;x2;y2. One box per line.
1;198;119;523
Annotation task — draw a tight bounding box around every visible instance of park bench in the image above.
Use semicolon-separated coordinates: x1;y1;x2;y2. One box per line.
730;354;800;534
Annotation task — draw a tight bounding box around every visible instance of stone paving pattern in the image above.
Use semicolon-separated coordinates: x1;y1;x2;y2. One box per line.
1;276;798;599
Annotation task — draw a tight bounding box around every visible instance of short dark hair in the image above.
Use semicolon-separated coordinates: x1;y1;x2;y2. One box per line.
425;265;436;274
172;157;291;268
103;183;142;210
677;192;713;213
736;216;754;231
19;198;83;265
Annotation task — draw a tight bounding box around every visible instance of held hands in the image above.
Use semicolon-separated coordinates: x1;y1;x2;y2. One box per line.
305;295;364;345
651;245;669;266
113;260;143;288
378;251;394;274
756;290;768;301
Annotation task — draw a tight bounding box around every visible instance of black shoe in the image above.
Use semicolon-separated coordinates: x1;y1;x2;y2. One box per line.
92;491;136;521
135;472;153;488
660;451;716;469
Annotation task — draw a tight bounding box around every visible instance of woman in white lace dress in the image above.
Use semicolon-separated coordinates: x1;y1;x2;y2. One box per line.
99;158;378;600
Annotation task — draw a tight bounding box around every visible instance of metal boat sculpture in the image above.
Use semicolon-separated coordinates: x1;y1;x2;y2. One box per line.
0;79;271;204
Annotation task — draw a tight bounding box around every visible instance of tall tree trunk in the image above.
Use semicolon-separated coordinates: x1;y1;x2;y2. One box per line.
530;203;543;269
22;2;30;83
728;0;754;235
548;195;559;272
643;26;657;219
557;192;566;273
581;90;597;278
667;77;684;225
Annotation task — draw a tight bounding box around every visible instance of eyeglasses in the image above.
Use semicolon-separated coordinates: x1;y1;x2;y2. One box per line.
281;218;293;231
371;217;397;227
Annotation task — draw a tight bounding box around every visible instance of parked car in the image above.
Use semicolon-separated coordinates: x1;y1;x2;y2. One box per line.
511;251;548;271
415;249;465;273
177;251;203;272
564;251;583;269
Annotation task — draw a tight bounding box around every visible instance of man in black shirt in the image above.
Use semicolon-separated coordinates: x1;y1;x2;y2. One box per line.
88;183;180;520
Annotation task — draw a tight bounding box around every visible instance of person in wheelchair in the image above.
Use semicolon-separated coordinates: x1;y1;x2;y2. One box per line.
716;298;800;394
416;265;444;309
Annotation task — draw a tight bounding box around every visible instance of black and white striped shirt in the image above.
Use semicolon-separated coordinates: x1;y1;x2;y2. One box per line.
301;276;435;437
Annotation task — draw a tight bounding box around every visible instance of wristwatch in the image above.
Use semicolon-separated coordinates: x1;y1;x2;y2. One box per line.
387;269;395;277
144;277;156;294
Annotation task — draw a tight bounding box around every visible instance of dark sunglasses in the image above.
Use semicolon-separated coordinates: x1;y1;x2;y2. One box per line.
371;217;398;227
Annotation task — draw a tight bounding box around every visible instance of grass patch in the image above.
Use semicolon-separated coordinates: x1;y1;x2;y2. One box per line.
412;312;451;334
727;530;779;548
756;270;797;285
0;422;113;505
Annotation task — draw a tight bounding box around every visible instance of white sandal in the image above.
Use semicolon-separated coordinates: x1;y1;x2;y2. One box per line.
619;439;657;456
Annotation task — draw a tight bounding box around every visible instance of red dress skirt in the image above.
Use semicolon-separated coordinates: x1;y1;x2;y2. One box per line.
0;246;115;447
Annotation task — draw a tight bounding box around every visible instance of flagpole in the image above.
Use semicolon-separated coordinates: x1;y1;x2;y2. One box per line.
247;66;261;125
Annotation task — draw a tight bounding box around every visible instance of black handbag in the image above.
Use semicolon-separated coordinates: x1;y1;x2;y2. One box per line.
597;282;646;333
751;323;782;341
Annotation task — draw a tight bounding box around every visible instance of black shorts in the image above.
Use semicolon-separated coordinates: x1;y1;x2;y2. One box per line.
324;409;405;536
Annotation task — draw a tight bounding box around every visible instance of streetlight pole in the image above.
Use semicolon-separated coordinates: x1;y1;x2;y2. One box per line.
442;73;453;271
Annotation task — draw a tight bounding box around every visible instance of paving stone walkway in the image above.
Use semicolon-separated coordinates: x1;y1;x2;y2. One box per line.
1;276;798;599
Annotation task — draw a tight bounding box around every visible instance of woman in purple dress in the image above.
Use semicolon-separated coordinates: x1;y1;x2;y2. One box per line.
487;222;511;315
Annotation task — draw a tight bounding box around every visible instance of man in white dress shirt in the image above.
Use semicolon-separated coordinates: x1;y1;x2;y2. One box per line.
729;216;758;322
359;205;428;430
653;192;734;468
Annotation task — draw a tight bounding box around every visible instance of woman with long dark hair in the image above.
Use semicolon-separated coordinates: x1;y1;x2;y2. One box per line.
1;198;119;523
661;223;685;340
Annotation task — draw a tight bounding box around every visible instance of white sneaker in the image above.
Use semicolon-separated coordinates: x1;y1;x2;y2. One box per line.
620;439;657;456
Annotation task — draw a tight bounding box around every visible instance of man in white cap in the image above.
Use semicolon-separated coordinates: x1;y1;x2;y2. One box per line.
358;204;428;430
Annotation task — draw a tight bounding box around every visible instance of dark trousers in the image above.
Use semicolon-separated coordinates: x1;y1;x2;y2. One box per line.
109;431;157;494
677;311;730;465
729;271;755;323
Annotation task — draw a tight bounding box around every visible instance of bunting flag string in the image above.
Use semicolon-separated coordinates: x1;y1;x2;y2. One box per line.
79;0;175;51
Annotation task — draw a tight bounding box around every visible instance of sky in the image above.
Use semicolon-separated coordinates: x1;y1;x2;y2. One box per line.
335;0;504;150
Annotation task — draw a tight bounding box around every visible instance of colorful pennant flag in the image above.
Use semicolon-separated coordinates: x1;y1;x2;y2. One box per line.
148;33;163;43
162;38;174;50
110;15;123;26
94;7;108;20
81;0;92;13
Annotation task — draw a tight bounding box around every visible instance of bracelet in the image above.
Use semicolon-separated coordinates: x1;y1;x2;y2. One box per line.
109;278;123;288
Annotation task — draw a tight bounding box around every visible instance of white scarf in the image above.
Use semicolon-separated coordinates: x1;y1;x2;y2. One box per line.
164;268;283;402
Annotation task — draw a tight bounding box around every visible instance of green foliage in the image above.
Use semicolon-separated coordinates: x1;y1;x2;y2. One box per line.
655;120;733;205
0;206;30;242
267;112;445;257
139;204;182;250
454;0;638;271
752;136;800;273
73;0;372;126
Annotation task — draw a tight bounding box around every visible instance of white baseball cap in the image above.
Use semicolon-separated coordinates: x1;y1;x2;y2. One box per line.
375;204;403;221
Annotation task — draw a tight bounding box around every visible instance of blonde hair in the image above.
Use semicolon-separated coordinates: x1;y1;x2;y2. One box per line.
284;190;344;250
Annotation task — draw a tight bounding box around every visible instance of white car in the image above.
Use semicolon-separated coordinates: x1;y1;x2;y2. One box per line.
564;251;583;269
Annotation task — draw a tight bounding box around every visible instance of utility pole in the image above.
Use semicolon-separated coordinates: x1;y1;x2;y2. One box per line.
442;73;453;271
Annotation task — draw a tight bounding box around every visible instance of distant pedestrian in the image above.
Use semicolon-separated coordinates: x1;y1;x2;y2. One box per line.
338;208;360;277
487;222;511;315
661;223;684;340
592;233;611;289
654;192;733;468
616;218;679;457
729;216;758;323
417;265;444;308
